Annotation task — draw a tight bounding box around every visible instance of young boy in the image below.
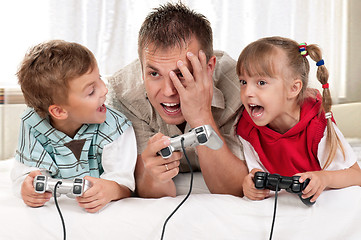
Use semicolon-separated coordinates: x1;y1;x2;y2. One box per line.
11;40;137;213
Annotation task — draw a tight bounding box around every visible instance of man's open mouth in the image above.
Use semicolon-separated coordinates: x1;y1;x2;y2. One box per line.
162;102;181;114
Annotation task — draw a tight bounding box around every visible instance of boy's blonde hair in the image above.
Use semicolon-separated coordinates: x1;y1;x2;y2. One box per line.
237;36;344;168
17;40;96;118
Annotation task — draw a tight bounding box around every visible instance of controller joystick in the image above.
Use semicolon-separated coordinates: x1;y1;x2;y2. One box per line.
33;175;91;198
159;125;223;158
254;171;315;206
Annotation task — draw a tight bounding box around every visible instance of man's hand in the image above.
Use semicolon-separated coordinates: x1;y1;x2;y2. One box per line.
169;50;215;128
21;170;52;207
135;133;182;197
141;133;181;182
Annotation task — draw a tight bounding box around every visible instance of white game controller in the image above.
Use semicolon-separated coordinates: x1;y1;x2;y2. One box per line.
33;175;91;198
159;125;223;158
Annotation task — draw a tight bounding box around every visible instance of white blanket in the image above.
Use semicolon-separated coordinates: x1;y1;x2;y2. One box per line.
1;158;361;240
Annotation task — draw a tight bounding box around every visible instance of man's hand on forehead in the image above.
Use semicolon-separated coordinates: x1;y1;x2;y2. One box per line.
169;50;214;127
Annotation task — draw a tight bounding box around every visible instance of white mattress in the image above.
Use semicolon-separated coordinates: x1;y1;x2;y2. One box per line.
1;158;361;240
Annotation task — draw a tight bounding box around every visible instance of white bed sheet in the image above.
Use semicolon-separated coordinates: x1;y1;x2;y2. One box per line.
1;158;361;240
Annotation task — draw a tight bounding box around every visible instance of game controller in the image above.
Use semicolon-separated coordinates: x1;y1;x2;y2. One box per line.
159;125;223;158
33;175;91;198
254;171;315;206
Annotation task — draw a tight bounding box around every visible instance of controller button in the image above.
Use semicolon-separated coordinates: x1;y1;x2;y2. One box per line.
73;185;82;195
160;147;172;157
74;178;82;183
37;175;45;180
195;127;204;133
35;182;45;191
197;133;207;144
292;184;301;192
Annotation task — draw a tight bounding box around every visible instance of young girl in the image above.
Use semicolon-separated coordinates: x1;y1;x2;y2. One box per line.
236;36;361;203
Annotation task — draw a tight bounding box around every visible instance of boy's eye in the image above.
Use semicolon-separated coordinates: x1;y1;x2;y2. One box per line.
240;80;247;85
89;88;95;95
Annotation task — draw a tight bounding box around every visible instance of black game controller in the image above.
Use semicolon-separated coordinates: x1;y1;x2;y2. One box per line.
33;175;91;198
254;171;315;206
159;125;223;158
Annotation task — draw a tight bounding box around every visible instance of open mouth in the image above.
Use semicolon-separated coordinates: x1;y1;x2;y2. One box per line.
161;102;181;114
249;104;264;118
97;104;107;113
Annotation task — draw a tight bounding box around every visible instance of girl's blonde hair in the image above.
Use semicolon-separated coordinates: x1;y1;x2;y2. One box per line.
236;36;344;168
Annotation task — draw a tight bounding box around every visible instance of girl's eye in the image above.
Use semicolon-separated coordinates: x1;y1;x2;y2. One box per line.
240;80;247;85
258;80;267;86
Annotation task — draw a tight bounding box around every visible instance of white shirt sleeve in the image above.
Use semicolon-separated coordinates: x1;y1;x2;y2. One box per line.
238;136;268;173
10;160;48;198
317;122;357;170
100;126;137;192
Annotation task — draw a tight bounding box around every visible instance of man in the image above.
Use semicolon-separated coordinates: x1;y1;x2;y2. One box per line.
107;2;248;198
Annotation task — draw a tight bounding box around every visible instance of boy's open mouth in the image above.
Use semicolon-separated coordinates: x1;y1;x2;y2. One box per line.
97;104;107;113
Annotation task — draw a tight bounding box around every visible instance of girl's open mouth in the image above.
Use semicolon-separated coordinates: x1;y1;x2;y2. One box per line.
249;104;264;118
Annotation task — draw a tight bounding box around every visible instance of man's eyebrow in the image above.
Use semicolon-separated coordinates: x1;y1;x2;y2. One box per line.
145;64;159;72
145;64;180;73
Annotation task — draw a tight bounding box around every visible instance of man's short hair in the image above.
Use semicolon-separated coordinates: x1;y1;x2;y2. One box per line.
138;2;213;61
17;40;96;118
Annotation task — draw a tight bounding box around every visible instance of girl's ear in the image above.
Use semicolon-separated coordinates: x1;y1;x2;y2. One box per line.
288;79;303;99
48;105;68;120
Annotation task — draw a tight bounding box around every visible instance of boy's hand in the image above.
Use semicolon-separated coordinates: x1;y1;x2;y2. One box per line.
296;171;328;203
21;170;52;207
76;176;130;213
243;168;270;200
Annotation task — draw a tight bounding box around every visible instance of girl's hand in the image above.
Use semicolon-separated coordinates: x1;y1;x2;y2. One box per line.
296;171;329;203
243;168;270;200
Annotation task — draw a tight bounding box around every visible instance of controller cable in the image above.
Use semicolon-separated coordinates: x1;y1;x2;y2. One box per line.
269;180;280;240
54;181;66;240
160;137;193;240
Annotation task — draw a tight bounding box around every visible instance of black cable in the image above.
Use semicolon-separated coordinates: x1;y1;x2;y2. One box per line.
269;180;280;240
160;137;193;240
54;181;66;240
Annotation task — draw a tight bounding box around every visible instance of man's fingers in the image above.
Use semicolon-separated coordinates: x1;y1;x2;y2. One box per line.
145;134;171;156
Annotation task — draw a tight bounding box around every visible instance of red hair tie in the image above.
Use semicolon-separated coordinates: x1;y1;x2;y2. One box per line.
322;83;329;89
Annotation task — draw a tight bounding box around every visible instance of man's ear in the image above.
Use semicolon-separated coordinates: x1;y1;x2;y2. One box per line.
207;55;217;78
48;105;68;120
288;79;303;99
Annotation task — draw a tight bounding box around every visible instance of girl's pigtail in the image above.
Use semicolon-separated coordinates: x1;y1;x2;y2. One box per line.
307;44;345;168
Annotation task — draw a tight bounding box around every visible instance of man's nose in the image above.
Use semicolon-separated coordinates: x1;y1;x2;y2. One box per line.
162;76;177;96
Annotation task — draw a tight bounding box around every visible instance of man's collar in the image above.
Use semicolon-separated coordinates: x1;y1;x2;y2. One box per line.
211;84;225;109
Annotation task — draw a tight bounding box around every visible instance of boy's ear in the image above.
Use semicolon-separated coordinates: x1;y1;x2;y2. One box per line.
288;79;303;99
48;105;68;120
